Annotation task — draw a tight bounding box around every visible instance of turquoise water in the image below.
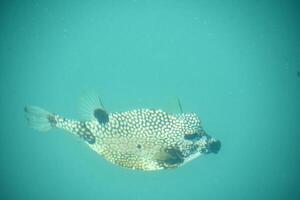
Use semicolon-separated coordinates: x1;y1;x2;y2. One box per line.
1;0;300;199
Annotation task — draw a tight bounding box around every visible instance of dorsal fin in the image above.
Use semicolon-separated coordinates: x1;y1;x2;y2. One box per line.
161;97;183;114
124;96;183;114
78;90;109;124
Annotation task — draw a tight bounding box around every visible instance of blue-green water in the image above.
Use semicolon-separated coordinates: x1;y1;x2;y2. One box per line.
1;0;300;199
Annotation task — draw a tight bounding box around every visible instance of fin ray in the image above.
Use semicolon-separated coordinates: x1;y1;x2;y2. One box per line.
177;97;183;113
78;90;106;121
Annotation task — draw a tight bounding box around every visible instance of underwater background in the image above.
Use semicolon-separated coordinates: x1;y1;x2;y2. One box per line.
1;0;300;199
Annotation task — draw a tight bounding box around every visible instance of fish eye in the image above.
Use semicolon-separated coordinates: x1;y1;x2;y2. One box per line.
136;144;142;149
184;132;201;141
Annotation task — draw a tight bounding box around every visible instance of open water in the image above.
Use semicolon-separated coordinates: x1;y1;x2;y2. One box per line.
0;1;299;199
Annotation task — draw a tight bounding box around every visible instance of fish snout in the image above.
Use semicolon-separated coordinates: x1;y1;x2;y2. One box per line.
207;139;221;154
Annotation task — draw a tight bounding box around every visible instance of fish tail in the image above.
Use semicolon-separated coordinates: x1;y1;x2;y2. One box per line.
24;105;57;132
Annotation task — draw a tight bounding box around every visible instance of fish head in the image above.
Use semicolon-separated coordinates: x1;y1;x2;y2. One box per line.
153;113;221;169
180;130;221;165
186;128;221;153
178;113;221;164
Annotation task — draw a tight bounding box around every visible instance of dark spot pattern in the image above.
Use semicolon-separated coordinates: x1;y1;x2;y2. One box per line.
94;109;109;124
47;115;57;126
184;132;201;141
156;147;184;168
77;123;96;144
82;133;96;144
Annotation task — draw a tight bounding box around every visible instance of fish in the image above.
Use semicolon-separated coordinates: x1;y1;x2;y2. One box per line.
24;93;221;171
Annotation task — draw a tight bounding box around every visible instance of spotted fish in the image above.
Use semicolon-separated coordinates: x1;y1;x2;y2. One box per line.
24;94;221;171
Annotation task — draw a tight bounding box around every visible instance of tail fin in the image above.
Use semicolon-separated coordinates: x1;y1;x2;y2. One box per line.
24;106;56;132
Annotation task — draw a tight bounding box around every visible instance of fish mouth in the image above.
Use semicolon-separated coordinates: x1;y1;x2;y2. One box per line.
207;139;221;154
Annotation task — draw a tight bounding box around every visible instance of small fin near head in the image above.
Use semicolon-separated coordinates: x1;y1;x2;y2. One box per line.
129;96;183;114
176;97;183;113
78;90;109;124
161;96;183;114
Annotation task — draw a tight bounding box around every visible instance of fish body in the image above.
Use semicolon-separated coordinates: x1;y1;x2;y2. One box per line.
25;98;220;171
